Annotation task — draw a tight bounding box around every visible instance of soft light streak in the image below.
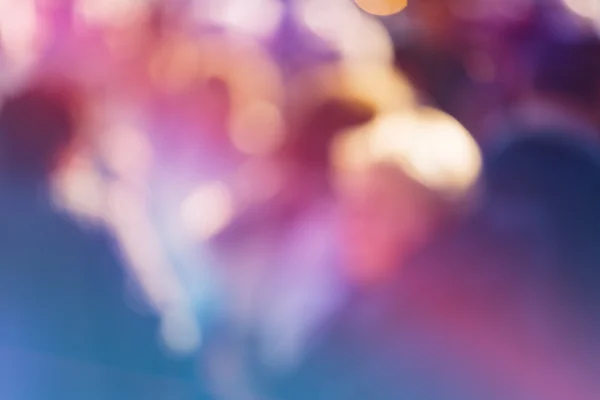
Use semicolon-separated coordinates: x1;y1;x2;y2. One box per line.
564;0;600;32
563;0;599;22
107;183;189;313
107;183;200;355
0;0;40;78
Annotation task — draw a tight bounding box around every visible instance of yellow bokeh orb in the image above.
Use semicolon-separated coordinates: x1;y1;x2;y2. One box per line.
354;0;408;16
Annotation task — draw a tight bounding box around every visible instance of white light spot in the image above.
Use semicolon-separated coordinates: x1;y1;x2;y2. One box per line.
332;108;482;196
160;307;202;355
180;182;235;241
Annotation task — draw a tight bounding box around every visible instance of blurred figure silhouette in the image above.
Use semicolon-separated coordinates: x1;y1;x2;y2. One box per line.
198;97;375;400
0;84;197;399
255;162;451;400
266;134;600;400
0;84;78;179
394;135;600;399
483;136;600;346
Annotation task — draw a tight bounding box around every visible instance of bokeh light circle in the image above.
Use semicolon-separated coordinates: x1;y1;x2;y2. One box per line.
354;0;408;16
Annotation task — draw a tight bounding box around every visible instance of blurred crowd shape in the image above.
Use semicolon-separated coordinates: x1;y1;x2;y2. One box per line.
0;0;488;353
1;0;600;399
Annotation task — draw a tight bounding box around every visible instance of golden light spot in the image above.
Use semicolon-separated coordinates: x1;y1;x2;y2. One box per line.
355;0;408;16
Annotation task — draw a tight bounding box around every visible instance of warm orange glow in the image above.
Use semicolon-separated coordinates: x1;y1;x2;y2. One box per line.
354;0;408;16
104;181;200;355
338;65;415;113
